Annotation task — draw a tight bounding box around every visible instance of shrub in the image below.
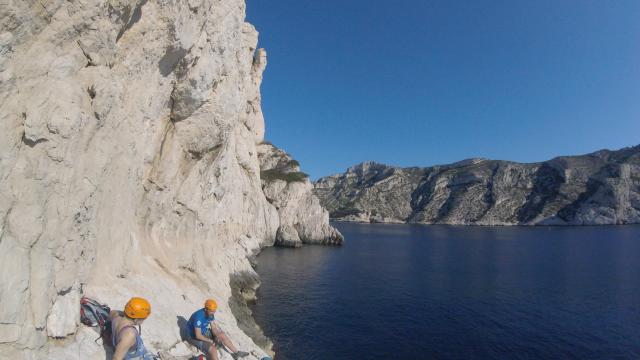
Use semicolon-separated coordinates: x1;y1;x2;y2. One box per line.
261;169;309;183
331;207;362;218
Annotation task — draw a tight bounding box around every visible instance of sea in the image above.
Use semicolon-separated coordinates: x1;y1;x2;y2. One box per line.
251;222;640;360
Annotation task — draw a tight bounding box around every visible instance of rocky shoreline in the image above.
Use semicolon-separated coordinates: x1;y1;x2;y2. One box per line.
258;142;344;247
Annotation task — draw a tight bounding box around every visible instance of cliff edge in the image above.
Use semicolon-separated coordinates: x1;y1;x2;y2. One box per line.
257;142;343;247
0;0;339;358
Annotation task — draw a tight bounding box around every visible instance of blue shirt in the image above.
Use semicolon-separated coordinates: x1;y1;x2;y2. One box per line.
187;308;215;338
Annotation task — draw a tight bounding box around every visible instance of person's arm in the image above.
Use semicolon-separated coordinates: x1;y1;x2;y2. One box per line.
112;328;136;360
194;327;214;343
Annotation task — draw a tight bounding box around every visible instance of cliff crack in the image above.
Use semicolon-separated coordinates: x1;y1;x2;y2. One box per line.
0;205;13;242
516;164;564;223
476;163;500;222
38;0;53;22
76;40;95;67
115;0;148;43
22;132;48;148
57;287;73;296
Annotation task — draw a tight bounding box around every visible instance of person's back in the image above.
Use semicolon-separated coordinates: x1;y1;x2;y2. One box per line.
110;297;153;360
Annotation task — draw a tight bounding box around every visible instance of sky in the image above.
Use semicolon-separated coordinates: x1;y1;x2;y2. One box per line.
246;0;640;179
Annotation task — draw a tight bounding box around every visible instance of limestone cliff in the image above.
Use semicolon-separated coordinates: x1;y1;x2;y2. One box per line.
257;142;343;247
0;0;339;358
314;145;640;225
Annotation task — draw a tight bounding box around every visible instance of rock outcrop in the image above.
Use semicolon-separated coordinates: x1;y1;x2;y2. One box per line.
257;142;343;247
314;145;640;225
0;0;339;358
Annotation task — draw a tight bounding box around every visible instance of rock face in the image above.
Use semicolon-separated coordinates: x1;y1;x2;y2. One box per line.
314;146;640;225
0;0;338;358
257;143;343;247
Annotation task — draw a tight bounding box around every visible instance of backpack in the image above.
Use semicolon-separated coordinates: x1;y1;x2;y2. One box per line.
80;296;113;346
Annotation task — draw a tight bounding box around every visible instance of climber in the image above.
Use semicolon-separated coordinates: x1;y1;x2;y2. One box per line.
110;297;155;360
187;299;250;360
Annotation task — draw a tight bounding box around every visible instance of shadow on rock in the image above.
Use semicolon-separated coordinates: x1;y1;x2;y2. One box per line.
177;316;189;341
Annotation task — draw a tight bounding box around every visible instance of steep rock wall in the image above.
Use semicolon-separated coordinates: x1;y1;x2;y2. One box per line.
0;1;338;358
257;143;343;247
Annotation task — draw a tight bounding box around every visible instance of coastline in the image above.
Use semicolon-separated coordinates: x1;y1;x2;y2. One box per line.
229;270;275;357
329;218;640;227
247;222;640;359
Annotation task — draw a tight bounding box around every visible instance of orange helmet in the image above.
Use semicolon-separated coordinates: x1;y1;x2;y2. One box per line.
204;299;218;312
124;297;151;319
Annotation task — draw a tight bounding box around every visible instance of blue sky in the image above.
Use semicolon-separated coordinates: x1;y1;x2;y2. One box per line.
246;0;640;179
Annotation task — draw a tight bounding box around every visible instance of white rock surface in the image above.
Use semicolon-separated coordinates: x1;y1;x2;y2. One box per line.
258;143;343;247
0;0;331;358
46;287;81;338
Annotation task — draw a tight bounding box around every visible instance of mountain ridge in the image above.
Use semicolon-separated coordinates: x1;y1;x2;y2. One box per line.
314;144;640;225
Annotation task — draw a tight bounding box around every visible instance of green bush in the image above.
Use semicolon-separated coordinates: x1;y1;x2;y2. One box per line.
260;169;309;183
331;207;362;218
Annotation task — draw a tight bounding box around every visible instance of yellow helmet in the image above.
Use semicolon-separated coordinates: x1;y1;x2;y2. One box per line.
124;297;151;319
204;299;218;312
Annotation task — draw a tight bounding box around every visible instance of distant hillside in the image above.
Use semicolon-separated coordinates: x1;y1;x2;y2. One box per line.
314;145;640;225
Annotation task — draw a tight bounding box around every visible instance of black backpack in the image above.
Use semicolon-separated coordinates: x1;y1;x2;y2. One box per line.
80;296;113;346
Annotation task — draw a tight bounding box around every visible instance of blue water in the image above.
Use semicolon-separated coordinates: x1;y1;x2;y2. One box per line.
251;223;640;360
